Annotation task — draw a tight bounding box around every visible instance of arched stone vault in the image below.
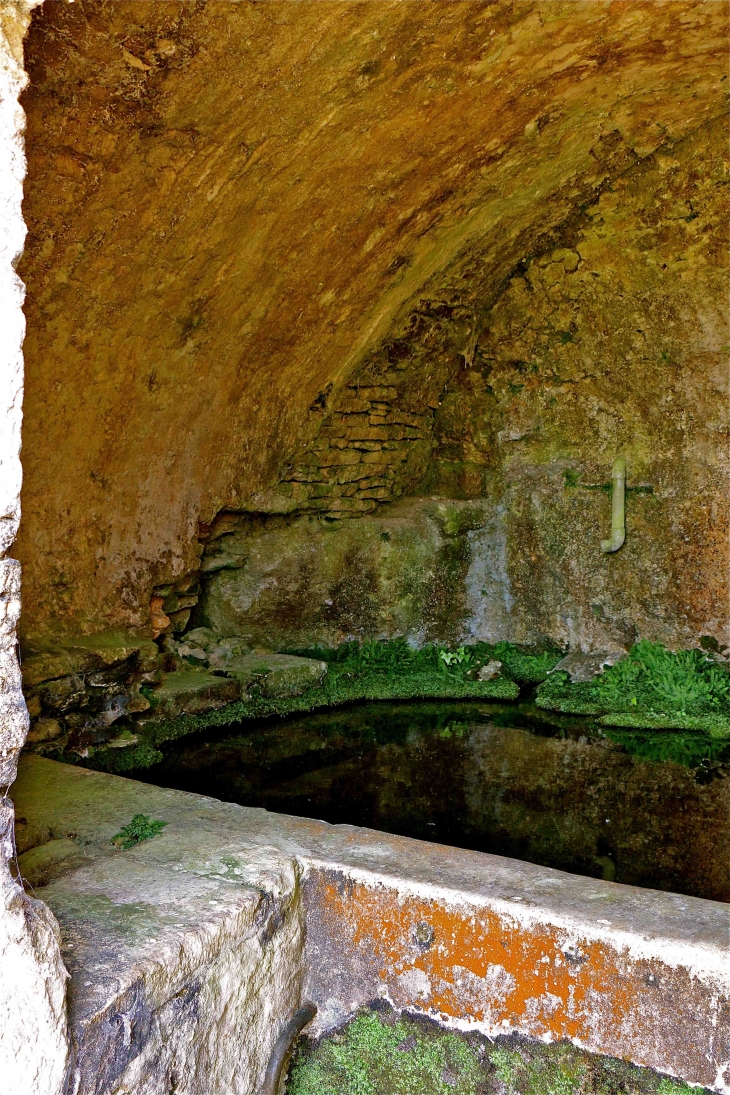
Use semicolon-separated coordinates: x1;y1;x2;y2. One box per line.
16;0;728;641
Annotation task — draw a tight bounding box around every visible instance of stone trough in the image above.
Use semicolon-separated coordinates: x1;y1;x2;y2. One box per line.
11;756;730;1095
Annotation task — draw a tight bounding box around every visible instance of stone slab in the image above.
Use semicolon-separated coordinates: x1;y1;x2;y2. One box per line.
225;652;328;698
144;669;241;720
11;756;730;1094
13;758;303;1095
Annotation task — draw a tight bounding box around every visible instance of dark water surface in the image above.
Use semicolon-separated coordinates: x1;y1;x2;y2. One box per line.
140;700;730;902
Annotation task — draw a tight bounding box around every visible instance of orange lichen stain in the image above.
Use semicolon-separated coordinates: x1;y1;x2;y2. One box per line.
315;873;642;1043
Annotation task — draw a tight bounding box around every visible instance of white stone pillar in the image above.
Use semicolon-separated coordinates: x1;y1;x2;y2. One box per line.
0;2;69;1091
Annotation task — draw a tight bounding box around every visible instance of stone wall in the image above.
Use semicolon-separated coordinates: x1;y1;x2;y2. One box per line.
0;3;69;1093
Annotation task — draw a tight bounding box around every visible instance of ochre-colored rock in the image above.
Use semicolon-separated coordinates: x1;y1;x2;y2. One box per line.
16;0;728;648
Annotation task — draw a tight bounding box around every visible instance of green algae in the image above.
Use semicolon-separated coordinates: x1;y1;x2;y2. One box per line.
286;1009;705;1095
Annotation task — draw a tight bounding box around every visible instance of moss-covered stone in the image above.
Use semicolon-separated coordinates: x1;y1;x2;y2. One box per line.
142;669;240;720
288;1008;705;1095
225;653;327;698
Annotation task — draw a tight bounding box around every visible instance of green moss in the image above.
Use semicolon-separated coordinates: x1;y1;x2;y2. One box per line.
287;1010;710;1095
288;1011;484;1095
536;641;730;733
473;641;563;684
111;813;167;849
598;711;730;736
490;1045;584;1095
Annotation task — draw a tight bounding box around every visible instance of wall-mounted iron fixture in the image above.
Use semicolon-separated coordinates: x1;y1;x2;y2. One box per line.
601;457;626;554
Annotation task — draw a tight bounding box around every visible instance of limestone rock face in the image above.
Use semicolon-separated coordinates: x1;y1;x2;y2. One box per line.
16;0;728;643
0;5;70;1092
197;499;494;650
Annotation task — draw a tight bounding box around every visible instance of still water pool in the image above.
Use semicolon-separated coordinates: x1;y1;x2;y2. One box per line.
139;700;730;902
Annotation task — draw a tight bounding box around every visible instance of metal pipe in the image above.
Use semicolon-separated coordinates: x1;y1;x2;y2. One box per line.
260;1002;317;1095
601;457;626;553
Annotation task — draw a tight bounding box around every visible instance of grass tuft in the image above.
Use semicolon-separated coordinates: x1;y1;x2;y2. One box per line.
111;813;167;849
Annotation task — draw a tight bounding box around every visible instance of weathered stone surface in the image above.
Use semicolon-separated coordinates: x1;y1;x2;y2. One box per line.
551;650;626;684
12;756;730;1093
18;835;98;889
0;559;28;786
20;631;161;760
13;757;307;1095
0;799;68;1095
249;118;729;654
225;653;327;700
197;499;494;649
0;4;70;1088
16;0;728;643
143;669;240;721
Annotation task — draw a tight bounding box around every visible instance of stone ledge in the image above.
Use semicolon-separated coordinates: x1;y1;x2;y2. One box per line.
11;756;730;1094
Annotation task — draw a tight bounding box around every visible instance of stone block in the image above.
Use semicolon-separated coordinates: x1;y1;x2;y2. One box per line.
12;760;303;1095
25;718;64;745
356;486;391;500
22;634;160;687
225;654;326;698
317;449;361;467
347;426;391;441
350;440;384;451
325;498;378;513
146;671;241;720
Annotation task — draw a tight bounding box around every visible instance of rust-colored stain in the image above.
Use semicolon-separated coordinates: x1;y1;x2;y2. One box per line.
317;874;640;1042
307;867;730;1086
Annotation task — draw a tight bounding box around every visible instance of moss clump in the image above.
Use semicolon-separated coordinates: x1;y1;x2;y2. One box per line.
490;1045;584;1095
536;641;730;734
287;1009;706;1095
473;642;563;684
288;1011;484;1095
111;813;167;849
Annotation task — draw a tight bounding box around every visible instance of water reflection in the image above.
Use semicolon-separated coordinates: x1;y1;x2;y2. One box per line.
142;700;730;901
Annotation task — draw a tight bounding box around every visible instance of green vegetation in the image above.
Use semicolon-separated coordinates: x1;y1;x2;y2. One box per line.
286;638;561;687
536;641;730;735
288;1011;484;1095
82;639;730;775
111;813;167;849
287;1009;705;1095
490;1045;583;1095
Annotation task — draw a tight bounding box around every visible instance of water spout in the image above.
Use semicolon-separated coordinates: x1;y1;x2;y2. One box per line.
601;457;626;553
